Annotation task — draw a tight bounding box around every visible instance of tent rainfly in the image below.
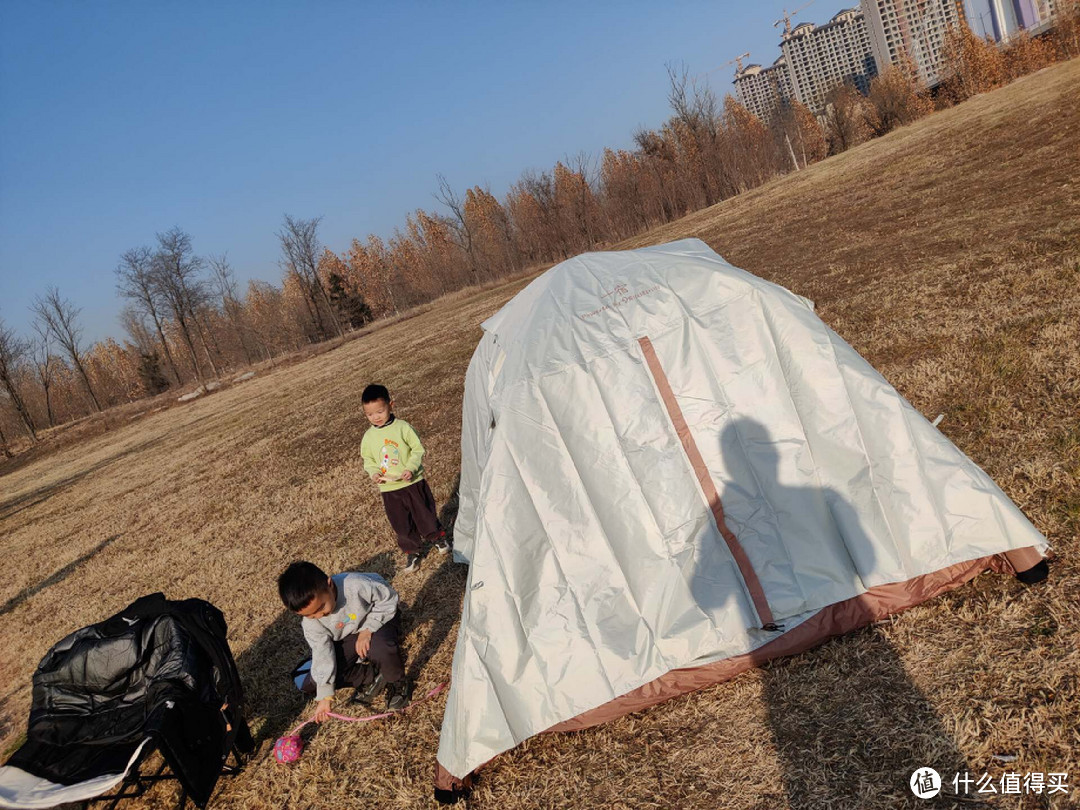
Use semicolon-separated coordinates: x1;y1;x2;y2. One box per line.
434;239;1048;801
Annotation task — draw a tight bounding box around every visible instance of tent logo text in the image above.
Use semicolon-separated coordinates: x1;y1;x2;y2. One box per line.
600;283;629;299
579;283;662;320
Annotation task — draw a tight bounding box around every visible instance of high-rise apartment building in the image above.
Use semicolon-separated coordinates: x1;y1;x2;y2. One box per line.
859;0;965;86
733;56;794;122
964;0;1058;40
779;8;878;113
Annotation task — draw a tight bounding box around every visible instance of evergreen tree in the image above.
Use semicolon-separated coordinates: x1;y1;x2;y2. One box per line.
327;272;373;329
137;351;170;395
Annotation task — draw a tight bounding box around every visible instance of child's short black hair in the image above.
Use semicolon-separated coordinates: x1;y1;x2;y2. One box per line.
362;383;390;404
278;561;330;612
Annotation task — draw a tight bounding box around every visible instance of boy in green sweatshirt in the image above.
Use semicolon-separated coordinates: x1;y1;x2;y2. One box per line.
360;383;448;572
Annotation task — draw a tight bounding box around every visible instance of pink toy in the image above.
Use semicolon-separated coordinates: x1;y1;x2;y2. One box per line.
273;682;446;765
273;734;304;764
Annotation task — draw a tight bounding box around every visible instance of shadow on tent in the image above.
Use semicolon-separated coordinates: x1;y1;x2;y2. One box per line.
696;417;972;807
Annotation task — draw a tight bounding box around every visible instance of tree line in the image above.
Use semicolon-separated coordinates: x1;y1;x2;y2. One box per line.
2;3;1077;456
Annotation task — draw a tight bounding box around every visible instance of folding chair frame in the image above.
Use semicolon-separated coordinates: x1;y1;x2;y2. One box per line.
82;740;248;810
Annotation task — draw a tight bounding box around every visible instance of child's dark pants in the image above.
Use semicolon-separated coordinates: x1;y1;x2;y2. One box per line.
300;612;404;693
381;479;444;554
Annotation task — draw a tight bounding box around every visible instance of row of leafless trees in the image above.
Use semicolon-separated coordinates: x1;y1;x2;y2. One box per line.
314;68;829;324
3;6;1078;455
0;77;819;454
0;287;106;451
0;217;355;454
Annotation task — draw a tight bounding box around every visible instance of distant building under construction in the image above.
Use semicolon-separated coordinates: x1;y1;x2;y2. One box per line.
730;0;1066;121
780;8;878;111
859;0;966;86
964;0;1059;40
733;56;794;122
734;7;878;118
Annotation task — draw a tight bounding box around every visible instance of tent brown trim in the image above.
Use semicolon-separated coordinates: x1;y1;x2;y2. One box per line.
434;547;1044;794
546;552;1025;732
638;335;775;627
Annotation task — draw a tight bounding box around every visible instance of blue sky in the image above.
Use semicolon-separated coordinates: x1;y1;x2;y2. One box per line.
1;1;820;343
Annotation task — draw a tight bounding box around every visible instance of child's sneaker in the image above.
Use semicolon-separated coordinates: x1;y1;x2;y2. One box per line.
403;552;422;573
349;666;385;707
432;532;451;555
385;679;413;711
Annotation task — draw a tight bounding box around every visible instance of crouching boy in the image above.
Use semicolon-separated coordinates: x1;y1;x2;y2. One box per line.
277;561;411;719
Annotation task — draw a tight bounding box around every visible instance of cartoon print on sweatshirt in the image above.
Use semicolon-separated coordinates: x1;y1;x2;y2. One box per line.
380;439;401;477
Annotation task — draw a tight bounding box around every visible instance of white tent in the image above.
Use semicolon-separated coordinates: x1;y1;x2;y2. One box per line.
436;238;1047;792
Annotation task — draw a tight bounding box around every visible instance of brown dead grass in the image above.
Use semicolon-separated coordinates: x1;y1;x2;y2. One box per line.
1;59;1078;809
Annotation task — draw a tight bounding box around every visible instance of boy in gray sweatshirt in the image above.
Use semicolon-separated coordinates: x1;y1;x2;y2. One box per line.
278;561;411;719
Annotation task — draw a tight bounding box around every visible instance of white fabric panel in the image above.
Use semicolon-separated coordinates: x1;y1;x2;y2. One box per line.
832;333;1046;576
0;740;150;808
438;238;1048;779
454;332;501;563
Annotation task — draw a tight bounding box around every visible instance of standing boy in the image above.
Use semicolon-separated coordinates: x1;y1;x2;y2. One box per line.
360;383;449;572
278;561;411;717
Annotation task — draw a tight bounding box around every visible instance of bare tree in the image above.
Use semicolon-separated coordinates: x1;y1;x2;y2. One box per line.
666;63;729;205
867;58;932;136
632;127;680;223
179;270;222;377
435;174;481;278
514;169;563;259
31;286;101;412
0;417;10;457
209;253;253;365
0;315;39;440
823;82;872;154
565;152;602;249
116;245;182;383
152;227;207;380
277;214;343;340
242;280;284;363
769;99;826;171
120;306;156;353
30;316;58;427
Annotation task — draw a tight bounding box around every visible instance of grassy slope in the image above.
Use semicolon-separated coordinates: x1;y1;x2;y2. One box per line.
1;59;1078;809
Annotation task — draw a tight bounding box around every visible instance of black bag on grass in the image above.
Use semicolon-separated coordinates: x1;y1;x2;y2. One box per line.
5;593;253;807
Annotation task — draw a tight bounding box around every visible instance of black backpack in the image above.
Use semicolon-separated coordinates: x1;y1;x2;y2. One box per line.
6;593;253;808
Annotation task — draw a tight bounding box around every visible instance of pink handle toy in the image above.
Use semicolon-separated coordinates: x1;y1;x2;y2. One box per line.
273;682;446;764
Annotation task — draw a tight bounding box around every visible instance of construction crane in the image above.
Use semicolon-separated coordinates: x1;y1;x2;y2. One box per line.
773;0;815;35
724;51;752;74
698;51;751;82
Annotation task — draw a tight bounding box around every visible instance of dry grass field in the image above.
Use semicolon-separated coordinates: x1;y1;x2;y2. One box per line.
2;58;1078;809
